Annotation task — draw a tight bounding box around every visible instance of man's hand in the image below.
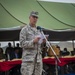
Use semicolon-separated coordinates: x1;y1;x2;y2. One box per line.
33;36;41;43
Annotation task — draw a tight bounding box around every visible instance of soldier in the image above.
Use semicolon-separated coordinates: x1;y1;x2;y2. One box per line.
20;11;43;75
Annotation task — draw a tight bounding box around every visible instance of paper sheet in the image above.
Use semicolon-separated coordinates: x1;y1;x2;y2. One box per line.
36;33;49;44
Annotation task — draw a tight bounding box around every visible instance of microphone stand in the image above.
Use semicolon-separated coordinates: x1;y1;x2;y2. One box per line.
40;30;61;75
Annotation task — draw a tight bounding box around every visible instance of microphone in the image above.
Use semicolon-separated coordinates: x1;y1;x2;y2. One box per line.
37;26;43;31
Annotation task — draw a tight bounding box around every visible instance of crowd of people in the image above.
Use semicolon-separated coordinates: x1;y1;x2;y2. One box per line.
0;42;22;61
0;42;22;75
0;42;75;75
41;43;75;75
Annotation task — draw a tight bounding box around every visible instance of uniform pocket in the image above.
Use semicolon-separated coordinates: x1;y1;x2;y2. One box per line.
24;53;36;62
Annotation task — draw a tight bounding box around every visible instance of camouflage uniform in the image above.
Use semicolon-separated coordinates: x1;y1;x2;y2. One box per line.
20;25;42;75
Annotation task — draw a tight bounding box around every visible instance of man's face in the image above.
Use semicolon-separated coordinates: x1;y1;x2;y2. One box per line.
29;16;38;25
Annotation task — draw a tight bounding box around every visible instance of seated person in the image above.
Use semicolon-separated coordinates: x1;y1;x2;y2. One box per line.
71;48;75;56
5;42;14;61
5;48;14;61
0;47;5;60
60;48;71;74
13;47;21;59
0;48;5;75
6;42;14;52
60;48;70;56
9;47;21;75
14;43;22;58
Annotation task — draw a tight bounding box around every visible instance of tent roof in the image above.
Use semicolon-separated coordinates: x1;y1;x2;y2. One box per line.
0;0;75;30
0;28;75;41
0;0;75;41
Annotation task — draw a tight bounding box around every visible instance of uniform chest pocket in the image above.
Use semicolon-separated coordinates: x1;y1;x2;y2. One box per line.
27;32;34;40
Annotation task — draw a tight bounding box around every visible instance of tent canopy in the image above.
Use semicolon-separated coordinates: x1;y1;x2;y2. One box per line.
0;28;75;41
0;0;75;30
0;0;75;41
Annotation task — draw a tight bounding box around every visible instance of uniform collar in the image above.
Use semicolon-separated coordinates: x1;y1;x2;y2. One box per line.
28;25;37;31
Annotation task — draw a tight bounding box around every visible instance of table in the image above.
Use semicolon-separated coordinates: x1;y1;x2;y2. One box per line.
43;56;75;75
0;56;75;72
0;59;22;72
43;56;75;66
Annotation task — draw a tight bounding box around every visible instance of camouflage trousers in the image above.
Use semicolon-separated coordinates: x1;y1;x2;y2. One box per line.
21;61;42;75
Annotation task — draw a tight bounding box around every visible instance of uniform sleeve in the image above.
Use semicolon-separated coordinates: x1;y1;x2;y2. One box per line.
19;27;35;49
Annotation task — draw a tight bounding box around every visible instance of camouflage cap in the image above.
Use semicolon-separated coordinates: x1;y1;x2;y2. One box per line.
30;11;39;18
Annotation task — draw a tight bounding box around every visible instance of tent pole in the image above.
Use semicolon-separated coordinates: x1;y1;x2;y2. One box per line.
72;40;74;51
13;41;15;47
